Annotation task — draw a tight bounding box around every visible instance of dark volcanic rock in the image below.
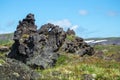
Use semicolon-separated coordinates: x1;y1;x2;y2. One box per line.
62;36;94;56
0;58;40;80
8;14;63;69
66;28;75;35
8;13;94;69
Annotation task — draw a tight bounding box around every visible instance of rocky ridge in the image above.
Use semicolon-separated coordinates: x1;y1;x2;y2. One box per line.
8;13;94;69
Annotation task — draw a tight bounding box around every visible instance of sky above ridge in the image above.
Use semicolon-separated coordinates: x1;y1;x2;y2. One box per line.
0;0;120;38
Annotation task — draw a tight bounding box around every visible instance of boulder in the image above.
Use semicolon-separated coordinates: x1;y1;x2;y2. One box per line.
0;58;40;80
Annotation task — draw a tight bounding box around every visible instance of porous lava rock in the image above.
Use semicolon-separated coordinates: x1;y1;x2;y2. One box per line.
0;58;40;80
8;13;94;69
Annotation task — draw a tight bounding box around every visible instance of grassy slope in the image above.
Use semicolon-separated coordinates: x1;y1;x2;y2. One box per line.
37;45;120;80
0;33;13;40
0;33;13;46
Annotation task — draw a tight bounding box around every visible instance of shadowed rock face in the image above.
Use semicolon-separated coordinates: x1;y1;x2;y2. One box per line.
8;13;94;69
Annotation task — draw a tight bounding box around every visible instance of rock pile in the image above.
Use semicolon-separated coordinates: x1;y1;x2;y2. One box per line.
8;13;94;69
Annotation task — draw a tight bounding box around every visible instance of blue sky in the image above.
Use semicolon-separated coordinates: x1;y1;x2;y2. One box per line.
0;0;120;38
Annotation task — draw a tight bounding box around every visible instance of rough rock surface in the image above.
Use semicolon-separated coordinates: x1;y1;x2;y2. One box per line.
0;58;40;80
8;13;94;69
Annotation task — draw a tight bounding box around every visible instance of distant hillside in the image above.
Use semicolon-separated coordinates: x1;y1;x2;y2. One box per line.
0;33;13;40
0;33;13;45
85;37;120;40
0;33;120;45
85;37;120;45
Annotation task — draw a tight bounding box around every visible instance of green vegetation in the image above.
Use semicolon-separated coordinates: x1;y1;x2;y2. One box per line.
66;35;75;41
0;59;5;64
95;45;120;56
37;45;120;80
55;55;69;67
0;33;13;47
22;34;29;39
0;40;13;47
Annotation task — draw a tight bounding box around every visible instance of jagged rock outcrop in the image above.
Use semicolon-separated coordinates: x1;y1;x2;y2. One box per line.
61;35;94;56
66;28;75;35
8;13;94;69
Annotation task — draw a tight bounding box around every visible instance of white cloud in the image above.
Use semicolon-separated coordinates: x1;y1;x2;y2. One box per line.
49;19;72;28
79;10;88;16
70;25;79;31
48;19;79;31
107;11;119;16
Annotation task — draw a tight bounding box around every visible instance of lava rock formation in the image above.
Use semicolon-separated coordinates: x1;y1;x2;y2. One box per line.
8;13;94;69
